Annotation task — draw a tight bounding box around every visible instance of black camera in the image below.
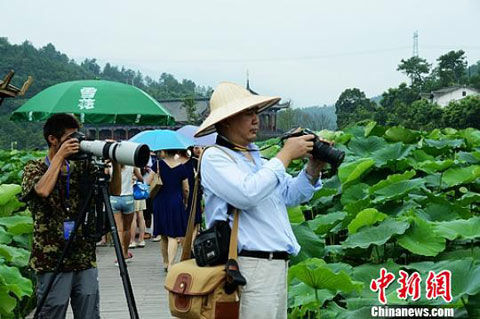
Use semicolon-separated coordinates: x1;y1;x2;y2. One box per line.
280;128;345;170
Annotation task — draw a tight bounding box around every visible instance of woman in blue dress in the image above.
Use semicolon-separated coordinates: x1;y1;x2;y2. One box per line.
148;149;189;271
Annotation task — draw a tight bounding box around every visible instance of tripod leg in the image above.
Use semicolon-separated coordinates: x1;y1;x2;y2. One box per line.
34;185;95;319
101;186;139;319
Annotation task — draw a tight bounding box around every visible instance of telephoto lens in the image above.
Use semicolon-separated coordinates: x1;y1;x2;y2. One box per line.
67;132;150;167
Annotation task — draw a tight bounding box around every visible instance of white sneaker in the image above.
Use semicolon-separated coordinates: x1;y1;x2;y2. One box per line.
129;242;137;249
152;235;162;242
137;240;146;248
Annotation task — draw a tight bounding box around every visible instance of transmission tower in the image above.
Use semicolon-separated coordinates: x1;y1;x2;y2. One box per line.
412;31;419;57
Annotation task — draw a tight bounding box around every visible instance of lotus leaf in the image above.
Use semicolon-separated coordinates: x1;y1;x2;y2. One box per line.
433;216;480;240
0;227;12;245
342;219;410;249
288;206;305;223
424;138;464;149
0;264;32;298
289;258;363;294
308;211;347;234
348;136;387;157
371;178;424;203
457;151;480;164
0;244;30;267
460;128;480;148
0;216;33;235
0;184;21;206
441;165;480;187
341;183;369;205
288;281;335;308
0;197;24;217
0;286;16;315
397;217;446;256
338;158;375;187
414;160;454;174
290;222;325;265
369;170;416;194
384;126;420;144
347;208;387;234
371;143;414;167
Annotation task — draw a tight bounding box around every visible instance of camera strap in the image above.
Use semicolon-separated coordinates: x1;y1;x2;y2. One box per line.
180;145;240;262
45;156;71;210
216;134;274;153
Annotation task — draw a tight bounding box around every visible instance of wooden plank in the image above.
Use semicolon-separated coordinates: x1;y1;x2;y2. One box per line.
28;239;175;319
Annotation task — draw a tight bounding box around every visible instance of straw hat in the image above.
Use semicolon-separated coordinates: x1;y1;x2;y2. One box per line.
194;82;280;137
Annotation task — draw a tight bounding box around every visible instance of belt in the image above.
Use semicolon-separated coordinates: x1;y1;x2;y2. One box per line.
238;250;289;260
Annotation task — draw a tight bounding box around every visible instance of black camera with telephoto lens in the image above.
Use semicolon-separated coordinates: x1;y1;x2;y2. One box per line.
280;128;345;170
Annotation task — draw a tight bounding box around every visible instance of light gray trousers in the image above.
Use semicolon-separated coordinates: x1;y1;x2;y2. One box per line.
36;267;100;319
238;256;289;319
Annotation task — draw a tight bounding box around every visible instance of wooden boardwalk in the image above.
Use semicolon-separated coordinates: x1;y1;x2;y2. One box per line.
29;240;175;319
91;241;174;319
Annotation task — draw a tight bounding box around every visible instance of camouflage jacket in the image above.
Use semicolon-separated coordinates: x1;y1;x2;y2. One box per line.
22;159;98;273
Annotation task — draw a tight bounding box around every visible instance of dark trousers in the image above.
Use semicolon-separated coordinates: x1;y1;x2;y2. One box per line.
36;267;100;319
144;197;153;228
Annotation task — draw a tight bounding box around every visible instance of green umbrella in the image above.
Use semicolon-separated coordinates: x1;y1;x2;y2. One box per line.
10;80;175;126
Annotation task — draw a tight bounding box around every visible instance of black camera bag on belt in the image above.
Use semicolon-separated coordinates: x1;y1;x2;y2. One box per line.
193;220;231;267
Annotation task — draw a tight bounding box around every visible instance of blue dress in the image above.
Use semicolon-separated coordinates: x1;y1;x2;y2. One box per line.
183;158;202;225
152;159;188;237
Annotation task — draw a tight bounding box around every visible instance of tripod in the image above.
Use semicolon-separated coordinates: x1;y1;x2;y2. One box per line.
34;160;139;319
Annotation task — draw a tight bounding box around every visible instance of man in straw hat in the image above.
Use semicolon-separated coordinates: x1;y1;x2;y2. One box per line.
195;82;326;318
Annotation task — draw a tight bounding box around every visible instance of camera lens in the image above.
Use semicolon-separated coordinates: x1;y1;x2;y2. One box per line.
312;140;345;169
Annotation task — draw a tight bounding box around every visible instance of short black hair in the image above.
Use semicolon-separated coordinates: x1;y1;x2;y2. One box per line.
177;149;189;157
43;113;80;147
164;149;178;157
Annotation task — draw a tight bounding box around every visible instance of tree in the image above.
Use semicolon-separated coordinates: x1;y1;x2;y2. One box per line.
380;83;420;109
397;56;431;89
81;58;101;76
436;50;467;87
277;107;296;131
469;74;480;90
400;99;443;130
182;96;200;124
335;88;375;128
375;83;423;126
442;95;480;129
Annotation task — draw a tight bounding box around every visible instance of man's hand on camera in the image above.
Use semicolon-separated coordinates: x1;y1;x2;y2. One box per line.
276;134;315;168
306;137;333;183
56;138;79;160
306;156;325;184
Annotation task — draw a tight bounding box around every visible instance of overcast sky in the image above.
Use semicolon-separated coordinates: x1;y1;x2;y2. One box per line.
2;0;480;107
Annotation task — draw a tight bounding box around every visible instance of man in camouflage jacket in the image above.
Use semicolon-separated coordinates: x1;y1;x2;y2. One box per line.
22;113;121;319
